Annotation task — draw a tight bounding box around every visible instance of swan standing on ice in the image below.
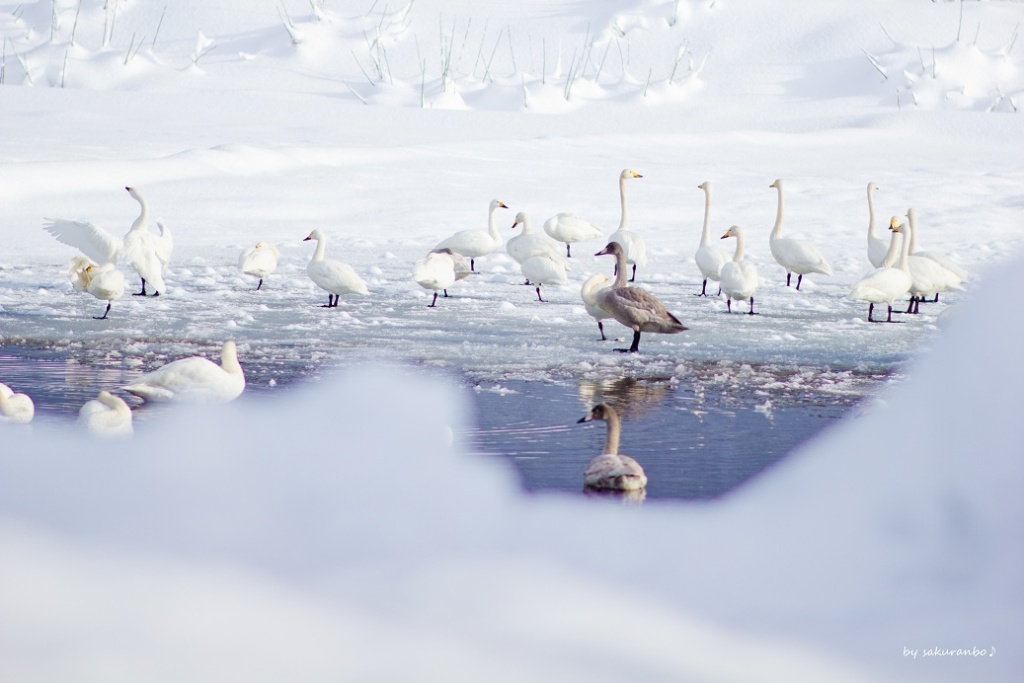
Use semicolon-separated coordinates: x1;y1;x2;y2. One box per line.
694;181;729;296
607;169;647;282
413;248;469;307
238;242;280;290
520;253;569;302
581;273;613;340
507;212;568;265
0;382;34;424
543;212;604;258
78;391;133;438
849;219;912;323
303;229;369;308
904;207;968;300
767;179;833;290
864;182;895;268
902;209;962;313
44;186;168;297
435;199;509;272
124;341;245;403
594;242;687;353
69;257;126;319
719;226;760;315
577;403;648;492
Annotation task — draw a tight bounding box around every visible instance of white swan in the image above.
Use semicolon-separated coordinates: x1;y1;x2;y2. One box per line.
520;253;569;302
69;257;126;320
0;382;34;424
506;212;568;267
124;341;245;403
767;179;833;289
412;248;467;307
577;403;648;492
581;273;613;340
238;241;280;290
435;199;509;271
694;181;729;296
44;186;167;296
719;226;760;315
864;182;895;268
607;169;648;282
849;219;912;323
155;219;173;275
303;229;369;307
594;242;687;353
78;390;133;438
905;206;968;288
903;209;962;313
543;212;604;258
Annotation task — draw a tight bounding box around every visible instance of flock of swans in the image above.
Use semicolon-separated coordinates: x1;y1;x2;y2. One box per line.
3;170;968;491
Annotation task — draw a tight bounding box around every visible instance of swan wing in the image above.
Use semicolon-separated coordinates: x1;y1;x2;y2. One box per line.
584;454;647;490
436;229;498;257
155;221;174;269
122;231;166;292
43;219;121;265
695;244;729;280
544;213;603;242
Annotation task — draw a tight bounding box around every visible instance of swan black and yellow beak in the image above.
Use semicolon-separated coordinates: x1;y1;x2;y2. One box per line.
577;415;591;424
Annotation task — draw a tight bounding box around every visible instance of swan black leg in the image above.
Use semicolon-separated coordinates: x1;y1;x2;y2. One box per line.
257;278;263;290
717;285;722;296
93;302;111;320
428;292;438;307
615;330;641;353
629;264;637;282
566;244;572;258
748;297;756;315
133;279;147;296
796;274;803;290
867;303;875;322
598;321;607;341
786;272;792;287
470;258;476;272
726;298;733;314
535;286;544;302
695;279;709;297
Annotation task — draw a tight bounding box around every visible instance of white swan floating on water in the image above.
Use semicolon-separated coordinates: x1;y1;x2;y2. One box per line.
577;403;648;492
69;257;126;320
0;382;35;424
78;391;134;438
123;341;245;404
768;179;833;290
694;181;729;296
239;241;280;290
594;241;687;353
303;229;369;308
719;226;759;315
44;186;169;297
435;199;509;272
607;169;647;282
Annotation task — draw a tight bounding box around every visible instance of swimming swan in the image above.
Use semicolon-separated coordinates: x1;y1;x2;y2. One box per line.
581;273;613;340
768;179;833;289
435;199;509;271
0;382;34;424
594;241;687;353
607;169;647;282
239;241;280;290
543;212;604;258
44;186;167;296
577;403;648;492
413;248;467;307
69;257;126;320
719;226;760;315
303;229;369;307
123;341;245;403
78;390;133;438
849;219;911;323
520;253;569;302
694;181;729;296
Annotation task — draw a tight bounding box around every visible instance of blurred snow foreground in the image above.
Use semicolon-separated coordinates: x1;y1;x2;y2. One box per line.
1;260;1022;681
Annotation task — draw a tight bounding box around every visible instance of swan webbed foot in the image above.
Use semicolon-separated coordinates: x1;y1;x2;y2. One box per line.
133;279;147;296
614;330;641;353
443;289;449;298
93;303;112;320
726;299;733;314
694;279;709;297
747;297;757;315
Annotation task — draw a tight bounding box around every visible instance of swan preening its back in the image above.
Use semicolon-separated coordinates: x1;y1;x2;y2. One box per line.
412;248;470;307
69;256;126;320
594;241;687;353
44;186;169;297
435;199;509;271
543;212;604;258
303;229;369;307
239;242;280;290
577;403;648;492
124;341;245;403
78;391;133;438
768;179;833;290
0;382;35;424
520;253;569;302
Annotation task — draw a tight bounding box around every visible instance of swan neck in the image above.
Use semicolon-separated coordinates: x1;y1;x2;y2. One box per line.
130;194;149;231
770;184;784;239
311;237;327;262
732;230;746;262
908;214;919;253
699;188;712;245
898;221;912;273
618;175;630;230
613;250;629;288
222;344;243;375
866;185;877;238
882;229;902;267
603;412;621;455
488;205;500;238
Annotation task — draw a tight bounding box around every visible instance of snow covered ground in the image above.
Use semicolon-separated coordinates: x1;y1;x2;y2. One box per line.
2;0;1023;680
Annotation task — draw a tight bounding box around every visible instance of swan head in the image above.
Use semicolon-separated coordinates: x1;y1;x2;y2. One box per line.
905;208;917;223
125;186;142;199
770;179;783;190
721;225;741;240
595;242;625;258
698;181;712;192
868;181;879;192
621;169;642;180
511;212;530;230
889;217;902;232
490;199;509;211
577;403;618;424
303;229;325;242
